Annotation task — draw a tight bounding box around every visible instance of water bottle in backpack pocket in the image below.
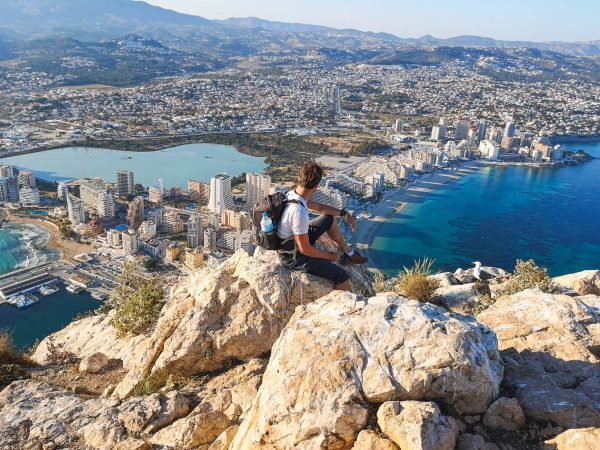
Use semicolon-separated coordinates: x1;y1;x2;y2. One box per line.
258;212;280;250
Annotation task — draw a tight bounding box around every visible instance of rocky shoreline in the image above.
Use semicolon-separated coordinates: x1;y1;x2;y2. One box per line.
0;249;598;449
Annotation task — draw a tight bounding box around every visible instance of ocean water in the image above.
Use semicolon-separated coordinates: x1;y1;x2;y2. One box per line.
0;286;100;350
0;223;58;274
368;141;600;277
0;143;266;188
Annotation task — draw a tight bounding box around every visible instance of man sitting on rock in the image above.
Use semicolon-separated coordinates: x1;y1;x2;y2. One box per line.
277;162;368;291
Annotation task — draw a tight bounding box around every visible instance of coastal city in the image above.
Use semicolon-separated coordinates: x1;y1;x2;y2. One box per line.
0;108;591;309
2;52;600;157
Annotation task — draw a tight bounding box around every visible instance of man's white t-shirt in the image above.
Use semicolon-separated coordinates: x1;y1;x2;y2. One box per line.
277;190;309;240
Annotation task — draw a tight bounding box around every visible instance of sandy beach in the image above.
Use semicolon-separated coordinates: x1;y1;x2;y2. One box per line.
3;213;92;262
354;161;484;269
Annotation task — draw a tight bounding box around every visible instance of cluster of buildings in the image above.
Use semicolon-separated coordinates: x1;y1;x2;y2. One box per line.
50;169;276;272
0;164;41;206
423;117;570;163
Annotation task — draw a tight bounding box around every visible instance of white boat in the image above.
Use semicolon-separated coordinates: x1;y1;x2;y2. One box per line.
7;294;39;309
66;284;84;294
39;285;60;296
91;291;107;301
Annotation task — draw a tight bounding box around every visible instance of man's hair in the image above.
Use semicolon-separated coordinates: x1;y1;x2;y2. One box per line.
298;162;324;189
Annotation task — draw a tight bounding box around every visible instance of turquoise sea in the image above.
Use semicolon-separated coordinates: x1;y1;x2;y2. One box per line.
368;141;600;277
0;143;266;188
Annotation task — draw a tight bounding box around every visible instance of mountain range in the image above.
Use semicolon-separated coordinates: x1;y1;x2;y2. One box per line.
0;0;599;57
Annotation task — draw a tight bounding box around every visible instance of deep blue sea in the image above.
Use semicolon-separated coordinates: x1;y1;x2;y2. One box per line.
368;141;600;277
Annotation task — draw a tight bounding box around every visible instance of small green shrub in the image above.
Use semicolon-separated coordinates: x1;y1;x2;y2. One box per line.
373;273;396;293
131;370;187;397
395;258;440;303
496;259;561;297
109;262;166;336
473;294;496;315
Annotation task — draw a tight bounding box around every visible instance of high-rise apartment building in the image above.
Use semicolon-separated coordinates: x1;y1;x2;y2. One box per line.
19;186;40;205
126;196;145;230
18;170;36;188
246;173;271;209
163;211;184;234
235;230;255;255
79;179;114;219
186;214;203;249
430;125;446;141
0;165;14;178
147;208;164;231
122;230;140;255
208;174;234;215
6;177;19;203
57;183;69;202
188;180;210;204
107;229;122;249
0;178;10;203
454;118;470;141
203;228;216;252
67;194;86;225
477;119;488;144
115;170;135;197
504;121;516;138
148;187;163;204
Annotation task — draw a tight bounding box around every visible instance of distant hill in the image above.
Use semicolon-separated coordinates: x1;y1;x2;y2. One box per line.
0;0;599;57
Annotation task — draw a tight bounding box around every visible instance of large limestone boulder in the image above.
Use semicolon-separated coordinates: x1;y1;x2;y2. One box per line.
232;291;502;449
478;289;600;428
554;270;600;296
377;401;460;450
544;427;600;449
113;250;339;399
435;283;480;313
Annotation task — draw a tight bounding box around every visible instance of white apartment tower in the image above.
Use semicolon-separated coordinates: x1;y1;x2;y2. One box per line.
122;230;140;255
19;186;40;205
208;174;234;215
115;170;135;197
57;183;69;202
18;170;36;188
187;214;203;249
67;194;86;225
245;173;271;209
80;181;114;219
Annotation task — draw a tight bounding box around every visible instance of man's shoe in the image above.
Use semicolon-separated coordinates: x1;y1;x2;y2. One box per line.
341;251;368;266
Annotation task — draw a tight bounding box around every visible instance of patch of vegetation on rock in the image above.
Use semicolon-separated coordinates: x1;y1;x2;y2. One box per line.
108;262;166;336
375;258;440;303
496;259;561;297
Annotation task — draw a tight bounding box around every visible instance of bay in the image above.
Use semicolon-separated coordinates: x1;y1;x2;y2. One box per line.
368;141;600;277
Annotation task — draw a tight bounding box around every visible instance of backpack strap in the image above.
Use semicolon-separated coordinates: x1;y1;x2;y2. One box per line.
280;199;303;260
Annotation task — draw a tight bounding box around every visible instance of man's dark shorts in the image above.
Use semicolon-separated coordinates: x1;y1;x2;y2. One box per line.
279;214;350;286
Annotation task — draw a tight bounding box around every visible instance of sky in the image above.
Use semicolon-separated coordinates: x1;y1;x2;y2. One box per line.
141;0;598;42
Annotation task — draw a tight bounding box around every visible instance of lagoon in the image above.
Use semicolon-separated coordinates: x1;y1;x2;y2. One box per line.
0;143;266;188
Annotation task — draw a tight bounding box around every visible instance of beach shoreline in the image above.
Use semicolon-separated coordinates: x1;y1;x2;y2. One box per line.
354;161;484;274
3;212;91;263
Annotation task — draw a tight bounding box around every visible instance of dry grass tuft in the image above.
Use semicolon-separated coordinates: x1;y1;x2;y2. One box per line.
395;258;440;303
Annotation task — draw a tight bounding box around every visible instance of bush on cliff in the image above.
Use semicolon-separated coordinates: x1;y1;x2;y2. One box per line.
496;259;561;297
109;262;166;336
375;258;440;303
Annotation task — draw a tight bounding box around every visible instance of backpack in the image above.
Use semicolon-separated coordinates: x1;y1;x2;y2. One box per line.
251;192;300;251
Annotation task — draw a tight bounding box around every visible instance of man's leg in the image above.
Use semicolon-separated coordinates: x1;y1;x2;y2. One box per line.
303;257;351;291
325;217;352;254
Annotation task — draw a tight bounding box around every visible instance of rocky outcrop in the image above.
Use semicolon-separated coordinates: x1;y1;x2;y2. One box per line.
112;250;346;399
478;289;600;428
232;291;502;449
377;401;461;450
0;380;192;450
554;270;600;296
544;427;600;449
435;283;480;313
31;311;148;367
